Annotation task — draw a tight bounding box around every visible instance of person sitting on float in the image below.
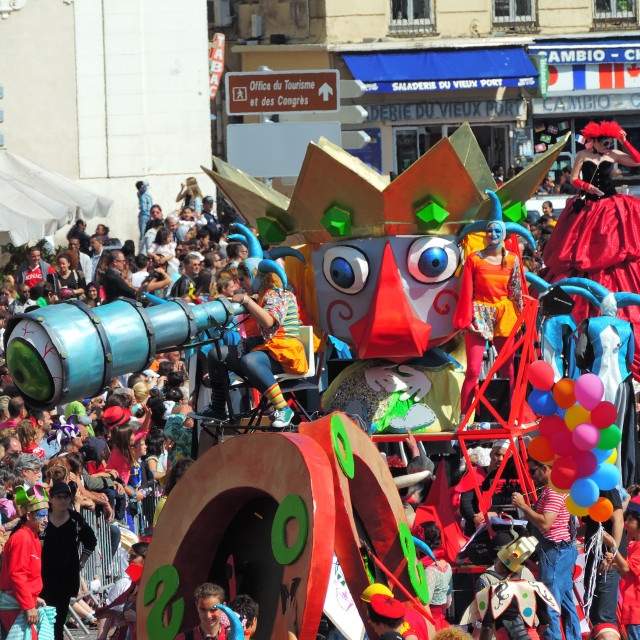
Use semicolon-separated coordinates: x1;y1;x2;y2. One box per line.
454;191;535;421
199;224;307;428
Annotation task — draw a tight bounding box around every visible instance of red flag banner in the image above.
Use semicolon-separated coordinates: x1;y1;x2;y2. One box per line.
209;33;225;100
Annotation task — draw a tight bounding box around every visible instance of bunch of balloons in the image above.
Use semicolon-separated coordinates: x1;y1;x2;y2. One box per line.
526;361;620;523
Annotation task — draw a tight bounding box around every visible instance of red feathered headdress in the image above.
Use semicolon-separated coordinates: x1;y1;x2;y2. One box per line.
581;120;624;140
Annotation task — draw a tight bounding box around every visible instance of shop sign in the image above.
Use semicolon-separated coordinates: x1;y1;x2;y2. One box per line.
529;43;640;65
539;55;549;99
365;99;524;122
547;61;640;93
532;93;640;115
364;78;535;93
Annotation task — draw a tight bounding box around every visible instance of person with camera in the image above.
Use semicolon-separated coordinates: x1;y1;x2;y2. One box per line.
511;458;580;640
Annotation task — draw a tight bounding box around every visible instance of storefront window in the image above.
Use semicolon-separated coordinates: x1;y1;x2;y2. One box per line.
394;127;434;174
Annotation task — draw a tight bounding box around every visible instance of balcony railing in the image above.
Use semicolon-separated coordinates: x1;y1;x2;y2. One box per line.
389;0;435;36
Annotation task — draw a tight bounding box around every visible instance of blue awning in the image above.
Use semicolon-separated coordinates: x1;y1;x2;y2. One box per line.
343;48;538;94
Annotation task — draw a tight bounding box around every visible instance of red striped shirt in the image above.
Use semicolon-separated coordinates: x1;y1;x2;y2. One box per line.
535;486;571;542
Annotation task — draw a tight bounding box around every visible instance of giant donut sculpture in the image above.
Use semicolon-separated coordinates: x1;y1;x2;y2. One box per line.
138;432;335;640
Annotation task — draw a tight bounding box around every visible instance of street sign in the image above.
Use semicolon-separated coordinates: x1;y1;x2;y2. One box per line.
340;79;367;99
342;131;372;150
280;105;367;125
227;122;341;177
226;69;340;116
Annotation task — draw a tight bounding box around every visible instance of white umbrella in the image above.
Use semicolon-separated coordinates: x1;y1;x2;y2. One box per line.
0;150;113;245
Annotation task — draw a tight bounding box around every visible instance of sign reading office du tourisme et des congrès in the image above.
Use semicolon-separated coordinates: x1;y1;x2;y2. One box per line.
226;70;339;116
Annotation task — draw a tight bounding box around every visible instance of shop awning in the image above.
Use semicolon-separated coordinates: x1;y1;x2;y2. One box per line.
342;48;538;94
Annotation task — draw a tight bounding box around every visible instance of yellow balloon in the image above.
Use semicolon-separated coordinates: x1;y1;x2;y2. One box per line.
565;405;591;431
566;496;590;517
605;449;617;464
549;479;569;494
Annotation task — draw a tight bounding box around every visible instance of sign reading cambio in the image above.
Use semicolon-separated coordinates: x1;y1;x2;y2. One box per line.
226;69;340;115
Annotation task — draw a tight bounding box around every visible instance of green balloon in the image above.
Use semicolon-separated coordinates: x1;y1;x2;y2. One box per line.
597;425;622;450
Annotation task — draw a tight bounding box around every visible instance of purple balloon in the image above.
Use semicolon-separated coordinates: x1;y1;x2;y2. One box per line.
572;422;601;451
572;451;598;478
575;373;604;411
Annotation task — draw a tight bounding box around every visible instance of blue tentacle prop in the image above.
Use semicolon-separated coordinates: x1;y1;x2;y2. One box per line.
216;605;244;640
267;246;307;266
412;536;437;562
229;223;263;258
457;190;535;248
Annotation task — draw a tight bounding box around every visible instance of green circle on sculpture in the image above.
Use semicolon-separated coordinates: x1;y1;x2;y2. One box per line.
398;522;430;604
522;592;528;598
597;424;622;450
6;338;54;403
523;607;533;617
479;601;486;610
331;414;355;479
271;494;309;565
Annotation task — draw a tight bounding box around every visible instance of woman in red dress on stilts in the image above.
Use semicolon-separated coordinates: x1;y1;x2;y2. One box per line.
542;121;640;375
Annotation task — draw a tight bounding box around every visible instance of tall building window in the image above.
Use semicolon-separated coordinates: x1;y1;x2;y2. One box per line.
493;0;535;25
390;0;434;35
594;0;637;21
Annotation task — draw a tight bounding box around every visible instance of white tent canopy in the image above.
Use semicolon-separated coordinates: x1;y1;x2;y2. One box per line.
0;151;113;245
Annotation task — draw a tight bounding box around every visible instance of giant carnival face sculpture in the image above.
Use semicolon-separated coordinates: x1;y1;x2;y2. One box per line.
204;124;568;363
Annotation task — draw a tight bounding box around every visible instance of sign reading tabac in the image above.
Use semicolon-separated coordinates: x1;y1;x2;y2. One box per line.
226;69;340;115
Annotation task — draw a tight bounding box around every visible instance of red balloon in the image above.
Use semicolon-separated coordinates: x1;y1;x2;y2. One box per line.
572;451;598;478
590;401;618;429
539;415;566;440
551;429;577;457
551;456;578;490
529;360;555;391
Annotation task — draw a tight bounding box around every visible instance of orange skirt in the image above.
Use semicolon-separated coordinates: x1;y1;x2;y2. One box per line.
253;334;308;375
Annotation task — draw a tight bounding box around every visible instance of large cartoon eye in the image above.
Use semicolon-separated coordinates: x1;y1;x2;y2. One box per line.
322;246;369;295
407;237;460;283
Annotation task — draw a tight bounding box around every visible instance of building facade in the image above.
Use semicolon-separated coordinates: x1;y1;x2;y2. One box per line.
0;0;212;243
210;0;640;180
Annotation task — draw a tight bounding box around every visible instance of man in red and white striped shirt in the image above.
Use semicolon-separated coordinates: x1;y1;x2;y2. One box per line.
511;459;581;640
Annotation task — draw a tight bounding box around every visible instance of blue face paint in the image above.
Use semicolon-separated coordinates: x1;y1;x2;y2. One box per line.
35;510;48;521
486;222;506;249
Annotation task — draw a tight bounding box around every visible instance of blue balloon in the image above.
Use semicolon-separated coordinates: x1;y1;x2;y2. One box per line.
589;463;620;491
528;389;558;416
593;448;614;464
570;477;600;508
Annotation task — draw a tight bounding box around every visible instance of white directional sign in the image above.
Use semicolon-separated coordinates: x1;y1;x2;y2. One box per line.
280;105;367;124
227;122;342;178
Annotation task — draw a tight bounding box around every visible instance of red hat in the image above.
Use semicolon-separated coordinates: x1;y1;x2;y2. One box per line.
103;406;131;428
592;624;620;640
369;594;406;619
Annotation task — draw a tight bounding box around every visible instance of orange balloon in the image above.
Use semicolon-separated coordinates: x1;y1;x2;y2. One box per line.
565;405;591;431
528;436;554;464
588;497;614;523
553;378;577;409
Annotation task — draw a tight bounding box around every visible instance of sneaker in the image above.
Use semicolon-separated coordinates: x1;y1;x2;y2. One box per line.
271;405;294;428
195;405;227;421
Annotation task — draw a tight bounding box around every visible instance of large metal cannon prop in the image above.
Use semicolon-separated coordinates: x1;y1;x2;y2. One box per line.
3;297;241;409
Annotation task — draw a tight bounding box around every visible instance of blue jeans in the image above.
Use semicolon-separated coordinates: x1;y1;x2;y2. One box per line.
138;213;150;243
628;625;640;640
537;538;581;640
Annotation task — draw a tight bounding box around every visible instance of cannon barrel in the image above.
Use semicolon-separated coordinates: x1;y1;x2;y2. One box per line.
4;297;242;409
